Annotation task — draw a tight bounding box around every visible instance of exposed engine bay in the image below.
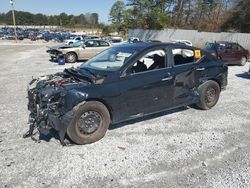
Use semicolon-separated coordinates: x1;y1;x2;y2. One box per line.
24;68;95;145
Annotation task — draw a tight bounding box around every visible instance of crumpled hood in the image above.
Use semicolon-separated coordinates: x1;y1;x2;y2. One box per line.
48;44;73;50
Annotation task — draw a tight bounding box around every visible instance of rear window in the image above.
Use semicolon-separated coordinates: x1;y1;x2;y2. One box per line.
172;48;195;66
205;43;225;51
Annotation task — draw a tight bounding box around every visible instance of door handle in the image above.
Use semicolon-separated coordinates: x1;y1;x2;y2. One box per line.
161;76;173;81
196;67;205;71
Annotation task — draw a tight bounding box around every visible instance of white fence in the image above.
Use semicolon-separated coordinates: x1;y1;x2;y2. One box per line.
128;29;250;49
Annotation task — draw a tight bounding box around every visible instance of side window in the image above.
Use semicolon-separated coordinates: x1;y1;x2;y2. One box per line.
130;49;166;74
93;41;99;47
232;44;241;51
226;44;232;50
85;40;94;47
172;48;195;66
85;40;99;47
99;41;110;47
75;37;81;41
238;45;244;50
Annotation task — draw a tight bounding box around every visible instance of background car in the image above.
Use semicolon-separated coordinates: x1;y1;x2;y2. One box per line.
204;41;249;66
171;39;193;46
65;36;84;45
47;39;112;63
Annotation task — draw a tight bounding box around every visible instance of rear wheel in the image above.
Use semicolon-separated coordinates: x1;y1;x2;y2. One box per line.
66;52;77;63
196;80;220;110
240;56;247;66
67;101;110;145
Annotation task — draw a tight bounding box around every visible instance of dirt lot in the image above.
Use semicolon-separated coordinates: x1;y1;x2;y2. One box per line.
0;41;250;188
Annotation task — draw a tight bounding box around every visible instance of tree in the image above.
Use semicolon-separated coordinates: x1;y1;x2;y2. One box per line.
91;13;99;25
124;0;170;29
109;1;126;24
109;0;127;33
0;11;99;27
102;25;113;35
221;0;250;33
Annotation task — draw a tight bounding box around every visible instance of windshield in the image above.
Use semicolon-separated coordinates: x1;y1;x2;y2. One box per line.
205;43;225;51
80;47;137;71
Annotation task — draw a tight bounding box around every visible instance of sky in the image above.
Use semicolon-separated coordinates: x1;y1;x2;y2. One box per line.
0;0;121;23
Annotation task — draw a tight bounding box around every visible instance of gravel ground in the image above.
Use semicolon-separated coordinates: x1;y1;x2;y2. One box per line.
0;41;249;188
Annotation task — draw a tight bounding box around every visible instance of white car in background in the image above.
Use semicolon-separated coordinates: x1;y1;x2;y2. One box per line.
109;37;124;46
65;36;84;45
171;40;193;46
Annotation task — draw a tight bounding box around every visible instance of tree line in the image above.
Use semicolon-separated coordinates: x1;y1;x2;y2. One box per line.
108;0;250;34
0;11;99;28
0;0;248;34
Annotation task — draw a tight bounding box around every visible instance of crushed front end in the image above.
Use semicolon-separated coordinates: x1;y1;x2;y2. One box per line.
24;72;90;145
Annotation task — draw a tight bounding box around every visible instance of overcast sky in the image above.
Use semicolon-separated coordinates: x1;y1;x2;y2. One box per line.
0;0;123;23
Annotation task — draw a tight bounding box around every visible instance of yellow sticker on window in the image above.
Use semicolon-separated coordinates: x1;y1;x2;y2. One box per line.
194;50;201;59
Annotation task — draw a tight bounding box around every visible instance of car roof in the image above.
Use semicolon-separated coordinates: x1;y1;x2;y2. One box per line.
114;42;196;51
215;41;238;45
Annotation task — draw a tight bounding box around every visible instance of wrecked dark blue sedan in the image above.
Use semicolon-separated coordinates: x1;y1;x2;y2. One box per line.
25;42;228;145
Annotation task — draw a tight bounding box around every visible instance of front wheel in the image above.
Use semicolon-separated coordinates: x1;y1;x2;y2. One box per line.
196;80;220;110
67;101;111;145
66;52;77;63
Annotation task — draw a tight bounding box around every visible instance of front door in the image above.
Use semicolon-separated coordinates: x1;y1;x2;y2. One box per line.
118;48;175;120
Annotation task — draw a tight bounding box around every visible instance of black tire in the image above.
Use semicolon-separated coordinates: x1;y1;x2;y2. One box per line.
196;80;220;110
66;52;77;63
67;101;110;145
240;56;247;66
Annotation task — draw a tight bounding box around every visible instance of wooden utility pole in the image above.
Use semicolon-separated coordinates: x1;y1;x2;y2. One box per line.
10;0;17;42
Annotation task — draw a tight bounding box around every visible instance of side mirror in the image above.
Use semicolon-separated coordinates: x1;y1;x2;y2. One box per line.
121;67;133;78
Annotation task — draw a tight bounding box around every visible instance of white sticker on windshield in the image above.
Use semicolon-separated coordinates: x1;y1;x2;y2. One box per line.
117;52;132;57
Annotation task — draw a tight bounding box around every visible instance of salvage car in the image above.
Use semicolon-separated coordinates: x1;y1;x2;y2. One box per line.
204;41;249;66
25;42;228;145
47;40;112;63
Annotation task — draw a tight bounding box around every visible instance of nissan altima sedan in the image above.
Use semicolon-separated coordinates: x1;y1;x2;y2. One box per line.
25;42;228;145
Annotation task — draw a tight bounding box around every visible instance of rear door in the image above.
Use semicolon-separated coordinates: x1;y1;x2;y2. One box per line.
222;43;235;63
79;40;100;59
169;47;202;106
231;43;245;63
97;40;111;53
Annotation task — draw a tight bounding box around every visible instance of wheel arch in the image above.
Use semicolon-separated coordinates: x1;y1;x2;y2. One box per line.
85;98;113;122
205;78;221;91
66;51;78;61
